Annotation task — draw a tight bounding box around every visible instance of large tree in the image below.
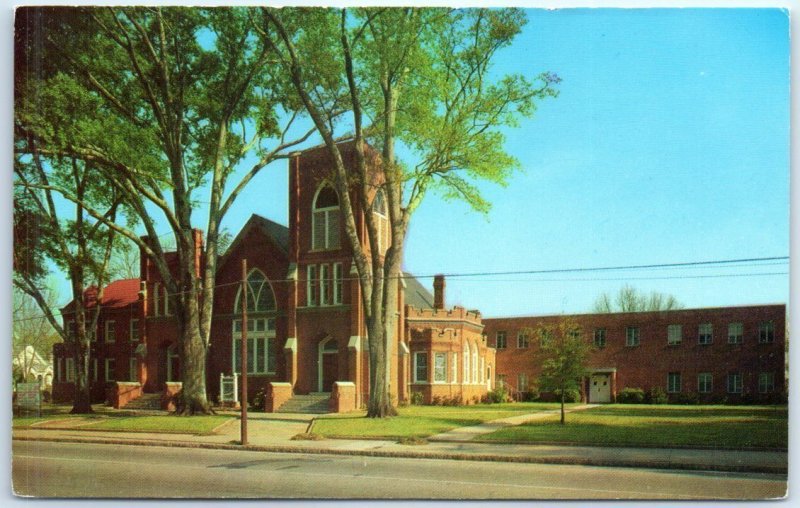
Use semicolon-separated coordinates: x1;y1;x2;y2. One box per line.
259;7;560;416
592;285;683;313
15;7;314;414
536;319;592;425
13;285;61;384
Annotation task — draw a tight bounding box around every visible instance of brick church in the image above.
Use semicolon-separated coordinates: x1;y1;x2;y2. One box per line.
51;143;786;411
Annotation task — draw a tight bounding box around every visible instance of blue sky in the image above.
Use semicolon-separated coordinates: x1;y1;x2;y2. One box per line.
226;8;790;316
35;8;790;317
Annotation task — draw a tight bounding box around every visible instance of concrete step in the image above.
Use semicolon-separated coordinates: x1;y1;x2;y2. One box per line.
276;393;331;414
123;394;162;410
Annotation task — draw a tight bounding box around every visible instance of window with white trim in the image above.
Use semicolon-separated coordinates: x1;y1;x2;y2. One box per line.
153;282;161;316
433;353;447;383
728;322;743;344
625;327;640;346
698;372;712;393
164;286;173;316
451;352;458;383
472;347;478;384
307;265;318;306
65;358;75;382
320;264;331;306
312;184;340;250
414;352;428;383
667;372;681;393
105;321;116;343
727;372;742;394
759;321;775;343
758;372;775;393
480;357;485;383
232;318;277;375
463;343;469;383
667;324;682;345
698;323;713;345
105;358;115;382
593;328;606;348
517;332;530;349
372;189;389;254
539;330;553;347
129;357;137;382
495;331;506;349
518;372;528;392
234;269;277;313
333;263;343;304
130;319;139;342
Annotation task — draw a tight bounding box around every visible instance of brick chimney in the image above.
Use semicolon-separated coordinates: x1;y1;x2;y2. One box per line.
433;275;445;310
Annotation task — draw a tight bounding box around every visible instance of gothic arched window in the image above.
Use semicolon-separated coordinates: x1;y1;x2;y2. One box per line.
234;269;276;313
372;189;389;253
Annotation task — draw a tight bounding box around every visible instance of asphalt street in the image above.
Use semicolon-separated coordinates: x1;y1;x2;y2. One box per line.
12;441;787;500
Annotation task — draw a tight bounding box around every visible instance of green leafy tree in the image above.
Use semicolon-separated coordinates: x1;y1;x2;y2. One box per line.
15;7;313;414
536;319;592;424
259;7;560;417
13;285;61;384
593;285;683;313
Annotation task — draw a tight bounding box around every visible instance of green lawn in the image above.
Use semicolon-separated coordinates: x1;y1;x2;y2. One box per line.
311;402;571;439
482;404;788;449
12;412;233;435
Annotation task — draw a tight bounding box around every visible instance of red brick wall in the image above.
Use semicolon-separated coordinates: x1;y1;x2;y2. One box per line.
484;305;786;402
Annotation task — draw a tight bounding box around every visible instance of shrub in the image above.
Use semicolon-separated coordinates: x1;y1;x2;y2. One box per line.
617;387;645;404
646;387;668;404
250;388;266;411
485;386;510;404
432;395;443;406
554;388;581;403
410;391;424;406
673;392;699;405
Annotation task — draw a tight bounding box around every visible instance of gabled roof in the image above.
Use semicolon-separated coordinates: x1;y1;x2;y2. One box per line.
403;272;434;309
219;214;290;271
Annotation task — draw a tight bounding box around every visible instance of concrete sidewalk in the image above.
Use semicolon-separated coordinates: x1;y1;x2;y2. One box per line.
12;410;787;475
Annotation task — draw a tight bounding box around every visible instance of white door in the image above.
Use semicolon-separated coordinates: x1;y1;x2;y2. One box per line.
590;374;611;403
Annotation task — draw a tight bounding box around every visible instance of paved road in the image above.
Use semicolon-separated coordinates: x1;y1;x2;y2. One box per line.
12;441;787;500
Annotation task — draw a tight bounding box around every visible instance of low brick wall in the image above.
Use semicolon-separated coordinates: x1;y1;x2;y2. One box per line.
329;382;356;413
411;383;489;405
265;382;293;412
107;382;142;409
162;382;182;411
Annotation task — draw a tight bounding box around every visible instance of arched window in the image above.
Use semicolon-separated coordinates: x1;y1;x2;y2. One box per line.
472;345;478;384
312;183;340;250
463;342;470;385
234;269;276;313
372;189;389;253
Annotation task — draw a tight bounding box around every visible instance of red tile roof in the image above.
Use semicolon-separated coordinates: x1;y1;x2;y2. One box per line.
63;278;140;312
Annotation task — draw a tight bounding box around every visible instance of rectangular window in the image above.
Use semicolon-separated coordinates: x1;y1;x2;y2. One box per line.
540;330;553;347
333;263;343;304
164;287;173;316
307;265;318;306
65;358;75;382
233;337;275;375
625;327;640;347
698;373;712;393
495;331;507;349
414;352;428;383
518;372;528;392
498;374;507;389
153;283;161;316
480;357;485;383
105;320;116;343
433;353;447;383
667;372;681;393
727;372;743;394
728;322;743;344
130;319;139;342
320;264;331;306
593;328;606;348
759;321;775;343
129;357;137;382
105;358;115;382
451;352;458;383
667;324;682;345
758;372;775;393
517;332;530;349
65;321;76;341
698;323;713;345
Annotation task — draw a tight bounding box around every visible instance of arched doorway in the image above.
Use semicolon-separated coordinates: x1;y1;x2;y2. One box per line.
318;337;339;392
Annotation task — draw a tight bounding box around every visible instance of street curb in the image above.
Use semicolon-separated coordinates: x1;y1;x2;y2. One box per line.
12;435;787;475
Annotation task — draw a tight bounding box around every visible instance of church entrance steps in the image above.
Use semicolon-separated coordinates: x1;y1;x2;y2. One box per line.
276;392;331;414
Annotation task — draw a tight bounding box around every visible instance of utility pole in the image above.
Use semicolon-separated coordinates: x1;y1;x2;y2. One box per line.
240;259;248;446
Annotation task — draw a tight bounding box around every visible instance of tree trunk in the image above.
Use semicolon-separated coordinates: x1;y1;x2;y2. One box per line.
174;283;212;415
560;388;565;425
70;340;93;414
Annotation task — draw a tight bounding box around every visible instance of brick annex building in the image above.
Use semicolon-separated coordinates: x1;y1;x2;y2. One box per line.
51;144;786;410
